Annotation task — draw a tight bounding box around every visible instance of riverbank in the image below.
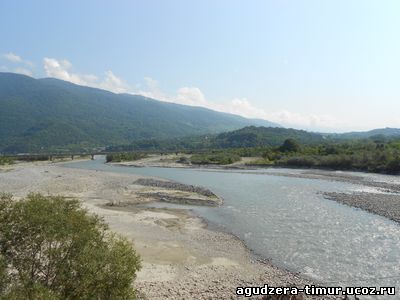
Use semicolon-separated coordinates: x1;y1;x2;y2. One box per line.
110;153;260;169
0;161;322;299
112;153;400;178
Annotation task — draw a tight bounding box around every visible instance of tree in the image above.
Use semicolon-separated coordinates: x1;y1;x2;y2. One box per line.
0;193;141;299
280;138;301;152
0;255;7;295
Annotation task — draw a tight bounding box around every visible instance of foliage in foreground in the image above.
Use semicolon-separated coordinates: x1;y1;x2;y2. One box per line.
0;193;141;299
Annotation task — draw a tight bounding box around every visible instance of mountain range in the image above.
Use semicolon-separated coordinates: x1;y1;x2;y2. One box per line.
328;128;400;140
0;72;278;153
1;72;400;154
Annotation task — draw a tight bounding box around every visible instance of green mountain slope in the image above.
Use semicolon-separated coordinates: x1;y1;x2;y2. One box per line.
212;126;324;148
0;72;278;153
330;128;400;140
109;126;325;151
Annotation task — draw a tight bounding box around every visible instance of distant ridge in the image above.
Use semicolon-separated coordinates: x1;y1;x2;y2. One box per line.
329;128;400;139
0;72;279;153
108;125;326;151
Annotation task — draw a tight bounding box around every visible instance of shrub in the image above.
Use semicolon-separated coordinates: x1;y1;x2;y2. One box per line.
191;152;241;165
0;193;141;299
318;154;354;169
280;139;301;153
0;157;14;165
177;156;189;164
281;156;317;168
386;158;400;174
106;152;147;163
16;155;50;162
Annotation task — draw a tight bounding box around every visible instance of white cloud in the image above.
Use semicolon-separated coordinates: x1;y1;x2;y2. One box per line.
14;67;33;76
224;98;268;119
99;71;129;94
43;58;129;93
135;77;346;131
43;58;73;82
2;52;34;76
2;52;34;67
207;97;345;130
39;58;346;131
176;87;208;106
3;52;22;63
263;110;348;131
137;80;210;108
144;77;159;91
218;100;347;131
136;77;167;100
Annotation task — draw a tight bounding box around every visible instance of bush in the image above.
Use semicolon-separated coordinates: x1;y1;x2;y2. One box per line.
281;156;317;168
177;156;189;164
0;157;14;165
191;152;241;165
318;154;354;169
280;138;301;153
386;158;400;174
16;155;50;162
0;193;141;299
106;152;147;163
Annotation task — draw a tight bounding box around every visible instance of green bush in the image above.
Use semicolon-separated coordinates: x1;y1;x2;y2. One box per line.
16;155;50;162
0;193;141;299
279;138;301;152
281;156;317;168
0;157;14;165
106;152;147;163
386;158;400;173
191;152;241;165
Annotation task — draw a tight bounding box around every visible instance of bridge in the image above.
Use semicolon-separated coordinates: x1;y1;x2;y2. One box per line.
1;150;194;162
1;152;106;162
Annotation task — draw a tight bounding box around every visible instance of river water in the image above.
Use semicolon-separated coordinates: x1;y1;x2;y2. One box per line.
65;158;400;292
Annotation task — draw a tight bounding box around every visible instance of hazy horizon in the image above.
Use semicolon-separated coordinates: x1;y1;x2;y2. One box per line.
1;0;399;132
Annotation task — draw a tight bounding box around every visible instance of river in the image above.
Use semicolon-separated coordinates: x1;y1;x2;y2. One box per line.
65;157;400;292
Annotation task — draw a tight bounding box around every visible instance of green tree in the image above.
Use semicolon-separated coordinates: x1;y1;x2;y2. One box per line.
0;255;7;294
280;138;301;152
0;193;141;299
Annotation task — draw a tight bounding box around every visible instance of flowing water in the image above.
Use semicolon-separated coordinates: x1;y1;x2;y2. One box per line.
65;158;400;293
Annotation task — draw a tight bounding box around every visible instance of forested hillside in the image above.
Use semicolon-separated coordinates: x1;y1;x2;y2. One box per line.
108;126;324;151
0;73;278;153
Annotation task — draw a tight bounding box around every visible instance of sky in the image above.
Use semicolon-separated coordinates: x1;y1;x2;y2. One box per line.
1;0;400;132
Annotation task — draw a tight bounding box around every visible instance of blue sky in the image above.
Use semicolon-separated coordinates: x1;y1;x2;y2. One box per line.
1;0;400;132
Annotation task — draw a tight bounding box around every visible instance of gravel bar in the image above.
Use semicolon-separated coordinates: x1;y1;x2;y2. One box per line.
323;192;400;223
134;178;218;197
